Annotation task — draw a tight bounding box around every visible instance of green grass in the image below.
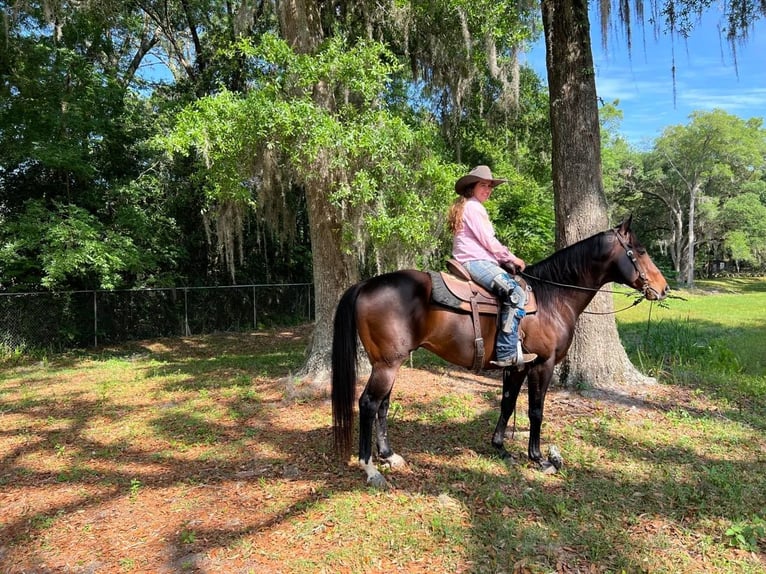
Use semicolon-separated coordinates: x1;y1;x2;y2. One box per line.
1;282;765;572
616;277;766;415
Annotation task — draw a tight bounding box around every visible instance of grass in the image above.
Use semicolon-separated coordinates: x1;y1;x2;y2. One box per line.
0;282;765;572
616;276;766;413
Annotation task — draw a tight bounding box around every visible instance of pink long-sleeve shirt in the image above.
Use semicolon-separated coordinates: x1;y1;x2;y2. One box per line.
452;198;514;265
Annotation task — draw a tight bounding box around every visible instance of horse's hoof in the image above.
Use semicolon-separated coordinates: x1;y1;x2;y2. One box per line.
367;473;390;490
381;453;406;469
548;445;563;470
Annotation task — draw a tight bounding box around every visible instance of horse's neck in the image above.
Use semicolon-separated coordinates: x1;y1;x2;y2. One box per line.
569;285;602;316
532;247;611;317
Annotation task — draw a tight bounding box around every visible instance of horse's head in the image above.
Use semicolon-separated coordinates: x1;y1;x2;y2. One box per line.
610;216;669;301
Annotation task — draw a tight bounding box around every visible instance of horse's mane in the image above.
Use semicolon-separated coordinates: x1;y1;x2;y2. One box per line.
524;230;611;308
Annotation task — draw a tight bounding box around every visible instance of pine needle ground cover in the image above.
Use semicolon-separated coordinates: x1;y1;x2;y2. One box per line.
1;279;764;573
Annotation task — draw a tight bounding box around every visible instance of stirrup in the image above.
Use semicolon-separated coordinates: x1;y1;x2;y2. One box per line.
490;352;537;368
490;340;537;368
519;352;538;363
516;341;536;365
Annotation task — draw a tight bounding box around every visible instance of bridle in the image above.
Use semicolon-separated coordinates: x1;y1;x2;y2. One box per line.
520;230;654;315
612;229;651;297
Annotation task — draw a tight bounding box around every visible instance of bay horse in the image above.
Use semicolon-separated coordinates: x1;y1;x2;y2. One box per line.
331;217;669;488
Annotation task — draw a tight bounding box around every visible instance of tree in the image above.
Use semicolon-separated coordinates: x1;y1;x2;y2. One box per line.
540;0;765;388
637;111;765;285
162;35;461;380
0;2;182;290
721;193;766;270
540;0;645;388
156;0;545;382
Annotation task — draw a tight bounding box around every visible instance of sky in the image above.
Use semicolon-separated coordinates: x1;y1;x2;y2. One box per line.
524;9;766;148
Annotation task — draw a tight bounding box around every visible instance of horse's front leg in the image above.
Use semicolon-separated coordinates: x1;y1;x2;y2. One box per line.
491;368;524;460
527;365;562;473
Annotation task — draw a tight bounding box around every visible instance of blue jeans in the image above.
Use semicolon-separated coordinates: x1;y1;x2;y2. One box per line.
462;260;527;361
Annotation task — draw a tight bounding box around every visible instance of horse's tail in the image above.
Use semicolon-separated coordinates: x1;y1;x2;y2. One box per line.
331;282;363;461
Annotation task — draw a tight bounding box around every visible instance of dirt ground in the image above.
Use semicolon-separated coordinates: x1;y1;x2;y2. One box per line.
0;329;750;573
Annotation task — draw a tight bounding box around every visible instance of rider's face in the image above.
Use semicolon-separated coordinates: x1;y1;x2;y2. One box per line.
473;181;493;202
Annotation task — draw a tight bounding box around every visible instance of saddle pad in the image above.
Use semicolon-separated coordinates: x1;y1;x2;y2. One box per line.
433;270;537;315
428;271;466;310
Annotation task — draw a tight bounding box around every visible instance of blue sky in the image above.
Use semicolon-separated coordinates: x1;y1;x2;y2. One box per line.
524;9;766;149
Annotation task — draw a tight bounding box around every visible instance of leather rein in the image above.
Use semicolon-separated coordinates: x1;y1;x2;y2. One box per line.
520;230;651;315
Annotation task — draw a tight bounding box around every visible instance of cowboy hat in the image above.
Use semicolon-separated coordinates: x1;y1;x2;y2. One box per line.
454;165;508;195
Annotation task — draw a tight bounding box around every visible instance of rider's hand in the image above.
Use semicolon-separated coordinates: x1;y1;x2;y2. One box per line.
501;261;518;275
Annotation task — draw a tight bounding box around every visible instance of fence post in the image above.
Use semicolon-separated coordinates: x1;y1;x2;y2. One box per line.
183;288;190;336
93;291;98;347
253;285;258;331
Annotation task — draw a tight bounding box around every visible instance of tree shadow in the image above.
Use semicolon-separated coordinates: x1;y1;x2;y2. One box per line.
694;277;766;294
2;333;764;572
363;376;766;572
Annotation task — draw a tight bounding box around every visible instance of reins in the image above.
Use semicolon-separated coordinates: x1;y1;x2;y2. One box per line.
584;297;646;315
519;271;647;315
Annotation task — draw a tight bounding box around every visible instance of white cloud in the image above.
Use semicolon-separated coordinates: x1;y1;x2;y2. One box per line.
678;88;766;113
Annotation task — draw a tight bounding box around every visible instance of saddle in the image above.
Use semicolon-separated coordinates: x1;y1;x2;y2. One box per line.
429;259;537;372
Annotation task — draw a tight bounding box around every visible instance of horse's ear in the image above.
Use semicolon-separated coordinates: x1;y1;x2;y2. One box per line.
617;214;633;235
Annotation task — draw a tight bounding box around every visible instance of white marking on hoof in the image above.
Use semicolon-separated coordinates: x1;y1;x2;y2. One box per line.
360;458;389;490
381;453;406;469
547;445;563;470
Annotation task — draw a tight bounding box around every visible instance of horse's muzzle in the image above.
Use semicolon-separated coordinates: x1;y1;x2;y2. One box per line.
645;284;670;301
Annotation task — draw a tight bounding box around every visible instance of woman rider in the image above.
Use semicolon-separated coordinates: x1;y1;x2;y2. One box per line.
447;165;537;367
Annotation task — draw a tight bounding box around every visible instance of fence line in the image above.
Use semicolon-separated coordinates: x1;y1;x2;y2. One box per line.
0;283;313;351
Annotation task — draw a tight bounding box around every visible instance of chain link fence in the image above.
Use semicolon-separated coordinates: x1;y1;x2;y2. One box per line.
0;283;313;351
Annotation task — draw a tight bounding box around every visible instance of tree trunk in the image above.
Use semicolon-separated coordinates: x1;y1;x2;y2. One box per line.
301;160;360;384
277;0;361;385
684;184;698;287
542;0;652;390
671;199;683;275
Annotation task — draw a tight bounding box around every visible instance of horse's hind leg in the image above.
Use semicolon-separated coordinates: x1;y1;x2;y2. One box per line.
375;391;406;469
491;368;525;460
358;363;402;488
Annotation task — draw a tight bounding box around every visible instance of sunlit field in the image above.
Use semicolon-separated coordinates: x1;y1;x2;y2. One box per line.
1;279;764;573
